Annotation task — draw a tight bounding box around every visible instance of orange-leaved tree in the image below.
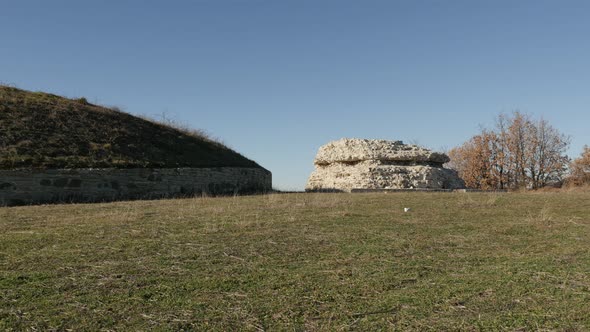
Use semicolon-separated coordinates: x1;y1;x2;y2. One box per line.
567;146;590;186
448;112;570;190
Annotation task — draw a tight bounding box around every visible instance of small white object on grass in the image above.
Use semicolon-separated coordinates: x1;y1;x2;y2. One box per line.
404;207;411;213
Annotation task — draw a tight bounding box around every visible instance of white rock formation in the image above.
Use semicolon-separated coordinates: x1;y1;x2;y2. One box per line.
306;138;465;192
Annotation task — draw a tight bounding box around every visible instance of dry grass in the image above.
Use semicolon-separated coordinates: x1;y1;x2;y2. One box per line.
1;192;590;330
0;85;259;169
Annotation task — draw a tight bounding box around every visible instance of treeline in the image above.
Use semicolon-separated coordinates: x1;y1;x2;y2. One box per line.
448;112;589;190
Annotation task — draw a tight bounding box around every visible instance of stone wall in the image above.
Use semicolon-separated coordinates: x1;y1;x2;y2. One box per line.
0;167;271;206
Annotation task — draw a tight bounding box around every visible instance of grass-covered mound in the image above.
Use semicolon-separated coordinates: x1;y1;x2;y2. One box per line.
0;85;261;169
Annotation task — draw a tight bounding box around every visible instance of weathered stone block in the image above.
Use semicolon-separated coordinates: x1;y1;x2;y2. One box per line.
306;139;464;192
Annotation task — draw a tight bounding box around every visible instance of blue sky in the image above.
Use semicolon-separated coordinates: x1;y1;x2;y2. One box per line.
2;0;589;190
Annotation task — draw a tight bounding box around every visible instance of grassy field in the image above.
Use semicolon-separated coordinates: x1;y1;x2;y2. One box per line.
1;192;590;331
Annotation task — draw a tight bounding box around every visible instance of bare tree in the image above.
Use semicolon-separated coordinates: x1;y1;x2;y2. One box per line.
527;118;570;188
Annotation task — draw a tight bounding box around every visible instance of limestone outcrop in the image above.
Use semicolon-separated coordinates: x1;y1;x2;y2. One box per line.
306;138;465;192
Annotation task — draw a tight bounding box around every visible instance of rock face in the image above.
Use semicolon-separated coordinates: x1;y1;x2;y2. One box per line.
306;138;465;192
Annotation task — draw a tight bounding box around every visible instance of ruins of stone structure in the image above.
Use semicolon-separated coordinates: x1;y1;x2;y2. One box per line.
0;85;272;206
306;138;465;192
1;167;271;206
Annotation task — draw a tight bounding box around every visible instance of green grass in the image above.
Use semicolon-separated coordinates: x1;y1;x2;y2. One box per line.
0;85;261;169
1;192;590;330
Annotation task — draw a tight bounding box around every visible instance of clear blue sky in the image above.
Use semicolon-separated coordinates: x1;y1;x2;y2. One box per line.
2;0;589;190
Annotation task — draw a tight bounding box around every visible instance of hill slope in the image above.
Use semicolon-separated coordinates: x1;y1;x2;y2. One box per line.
0;86;261;169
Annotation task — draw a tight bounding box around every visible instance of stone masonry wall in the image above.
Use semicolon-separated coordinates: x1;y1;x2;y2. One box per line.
0;167;271;206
